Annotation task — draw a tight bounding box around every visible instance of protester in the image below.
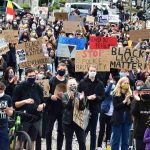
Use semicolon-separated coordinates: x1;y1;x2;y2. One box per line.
62;78;86;150
132;84;150;150
111;77;133;150
0;81;13;150
12;68;46;150
97;74;117;150
78;64;105;150
2;67;17;97
46;62;67;150
144;118;150;150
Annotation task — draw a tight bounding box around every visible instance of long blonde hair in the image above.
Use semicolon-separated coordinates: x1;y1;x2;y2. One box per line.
113;77;132;97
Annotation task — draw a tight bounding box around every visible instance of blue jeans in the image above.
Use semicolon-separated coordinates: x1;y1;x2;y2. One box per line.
0;126;9;150
85;113;98;150
111;123;131;150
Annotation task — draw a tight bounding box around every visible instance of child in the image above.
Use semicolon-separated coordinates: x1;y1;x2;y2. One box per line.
0;82;13;150
144;118;150;150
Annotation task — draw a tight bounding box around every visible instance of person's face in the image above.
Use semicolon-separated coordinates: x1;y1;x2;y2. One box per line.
57;66;66;71
26;72;36;78
89;66;97;73
139;90;150;95
0;89;4;94
9;69;14;74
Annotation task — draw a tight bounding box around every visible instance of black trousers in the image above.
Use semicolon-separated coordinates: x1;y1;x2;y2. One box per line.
136;139;145;150
63;122;86;150
97;113;112;147
45;113;64;150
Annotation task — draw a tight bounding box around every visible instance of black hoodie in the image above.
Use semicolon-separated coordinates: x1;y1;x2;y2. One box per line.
78;77;105;114
132;99;150;139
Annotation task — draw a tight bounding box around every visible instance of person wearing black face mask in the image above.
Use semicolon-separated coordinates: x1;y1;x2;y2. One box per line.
12;68;46;150
46;62;67;150
132;84;150;150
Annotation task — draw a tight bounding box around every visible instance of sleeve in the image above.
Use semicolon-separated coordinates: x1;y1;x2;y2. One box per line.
143;129;150;143
131;100;140;117
113;96;126;111
12;85;21;103
8;96;12;107
105;83;113;96
95;81;105;103
78;95;86;111
78;80;83;93
61;94;73;110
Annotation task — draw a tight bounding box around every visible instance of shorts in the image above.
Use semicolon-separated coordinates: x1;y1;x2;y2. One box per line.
23;119;42;141
0;126;9;150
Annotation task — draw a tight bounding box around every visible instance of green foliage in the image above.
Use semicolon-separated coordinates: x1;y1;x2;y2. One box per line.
20;3;30;9
59;0;67;5
48;2;61;12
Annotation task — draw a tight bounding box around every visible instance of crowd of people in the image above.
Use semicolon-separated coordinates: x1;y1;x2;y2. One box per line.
0;1;150;150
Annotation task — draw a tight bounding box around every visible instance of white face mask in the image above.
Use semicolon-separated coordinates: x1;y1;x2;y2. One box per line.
89;71;96;78
0;92;4;98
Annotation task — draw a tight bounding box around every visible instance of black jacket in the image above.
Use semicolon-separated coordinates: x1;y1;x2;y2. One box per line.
111;93;133;125
62;92;85;125
78;77;105;114
132;100;150;139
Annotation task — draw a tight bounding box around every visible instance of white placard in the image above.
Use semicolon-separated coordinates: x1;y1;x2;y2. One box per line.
16;49;27;64
57;44;76;58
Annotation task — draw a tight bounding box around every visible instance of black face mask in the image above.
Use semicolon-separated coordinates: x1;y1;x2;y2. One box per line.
57;70;65;76
27;77;36;86
141;94;150;102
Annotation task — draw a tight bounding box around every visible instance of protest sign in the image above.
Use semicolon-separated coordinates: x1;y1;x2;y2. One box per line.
58;36;86;50
57;44;76;58
90;36;117;49
146;20;150;29
36;79;50;97
97;15;108;25
108;15;120;23
0;38;9;55
48;16;55;22
75;49;111;72
68;15;83;21
3;30;18;43
63;21;81;33
32;7;48;18
54;12;68;21
17;39;50;68
110;47;146;70
86;15;95;23
129;29;150;41
16;49;27;64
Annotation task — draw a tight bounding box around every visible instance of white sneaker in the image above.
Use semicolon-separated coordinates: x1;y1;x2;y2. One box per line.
97;147;102;150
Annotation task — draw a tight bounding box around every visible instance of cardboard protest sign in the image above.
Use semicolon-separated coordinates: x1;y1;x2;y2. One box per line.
129;29;150;41
86;15;95;23
16;49;27;64
97;15;108;25
3;30;18;43
75;49;111;72
0;38;9;55
57;44;76;58
110;47;146;70
54;12;68;21
54;83;67;98
68;15;83;21
36;79;50;97
90;36;117;49
17;39;50;68
58;36;86;50
63;21;81;33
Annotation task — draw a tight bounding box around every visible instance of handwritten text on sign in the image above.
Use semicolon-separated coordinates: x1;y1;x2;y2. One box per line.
75;49;111;72
90;36;117;49
110;47;146;70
